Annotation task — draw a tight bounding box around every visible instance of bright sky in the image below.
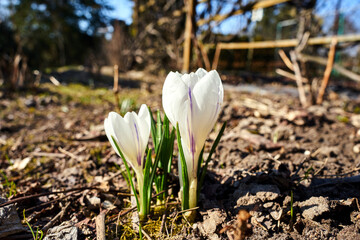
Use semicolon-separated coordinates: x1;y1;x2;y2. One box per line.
1;0;359;36
108;0;360;35
107;0;134;25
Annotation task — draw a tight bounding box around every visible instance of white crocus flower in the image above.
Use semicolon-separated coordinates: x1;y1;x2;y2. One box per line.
104;104;151;217
104;104;151;174
162;68;223;208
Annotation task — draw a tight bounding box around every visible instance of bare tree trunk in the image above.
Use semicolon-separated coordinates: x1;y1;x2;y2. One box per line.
11;54;21;90
18;56;27;88
133;0;139;37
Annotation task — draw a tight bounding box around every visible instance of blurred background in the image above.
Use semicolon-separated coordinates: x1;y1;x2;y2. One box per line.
0;0;360;91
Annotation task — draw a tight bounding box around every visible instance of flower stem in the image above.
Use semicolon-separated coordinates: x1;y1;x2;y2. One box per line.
183;178;198;222
189;178;198;209
136;173;148;222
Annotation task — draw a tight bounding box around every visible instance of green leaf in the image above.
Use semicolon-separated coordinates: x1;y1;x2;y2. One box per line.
156;110;162;152
163;114;170;138
197;146;205;177
198;122;226;192
176;123;189;210
148;106;158;150
167;128;176;173
158;120;175;201
143;148;152;214
23;210;36;240
111;136;140;212
149;130;165;193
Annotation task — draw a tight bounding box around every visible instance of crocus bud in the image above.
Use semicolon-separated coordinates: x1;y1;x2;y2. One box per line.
104;104;151;176
162;68;223;209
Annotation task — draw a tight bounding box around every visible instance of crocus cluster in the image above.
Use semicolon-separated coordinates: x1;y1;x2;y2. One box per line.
104;68;224;222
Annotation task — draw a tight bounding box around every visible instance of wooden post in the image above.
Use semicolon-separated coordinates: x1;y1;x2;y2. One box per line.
113;64;120;112
316;37;337;105
182;0;194;73
212;44;222;70
113;64;119;93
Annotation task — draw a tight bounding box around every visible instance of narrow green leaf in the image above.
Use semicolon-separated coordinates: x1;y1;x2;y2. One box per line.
35;227;39;240
198;122;226;191
197;146;205;177
143;149;152;214
176;123;189;210
148;106;158;150
111;136;140;212
167;128;175;173
159;114;170;169
23;210;35;240
156;110;162;153
143;148;152;178
158;123;175;201
163;114;170;138
149;130;165;192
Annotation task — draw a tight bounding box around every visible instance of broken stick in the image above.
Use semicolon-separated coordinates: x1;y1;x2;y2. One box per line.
96;211;106;240
290;51;308;108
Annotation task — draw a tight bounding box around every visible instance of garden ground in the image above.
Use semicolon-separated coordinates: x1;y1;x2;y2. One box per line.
1;70;360;239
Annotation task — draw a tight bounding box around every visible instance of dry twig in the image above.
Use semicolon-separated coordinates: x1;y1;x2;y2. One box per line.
275;68;308;83
96;210;106;240
0;187;105;208
290;51;308;107
278;49;294;71
42;202;71;232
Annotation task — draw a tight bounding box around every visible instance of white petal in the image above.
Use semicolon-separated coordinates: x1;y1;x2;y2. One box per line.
137;104;151;146
133;104;151;167
104;114;119;156
162;71;188;127
126;111;145;168
181;72;199;89
179;88;201;177
192;70;223;151
112;112;139;170
181;136;196;179
195;68;207;79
